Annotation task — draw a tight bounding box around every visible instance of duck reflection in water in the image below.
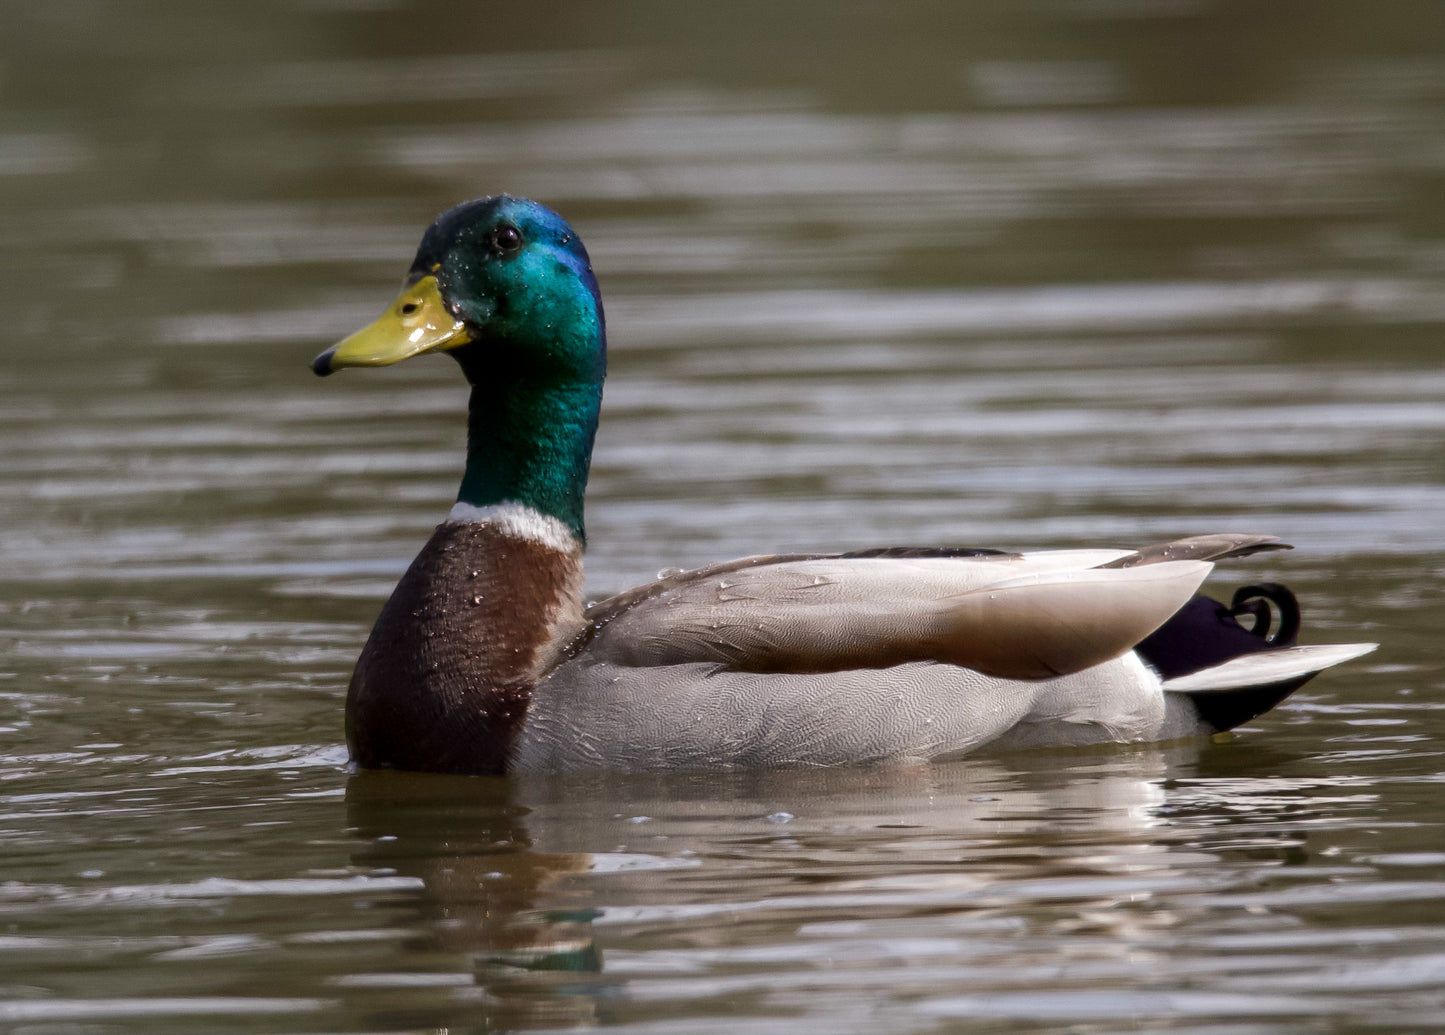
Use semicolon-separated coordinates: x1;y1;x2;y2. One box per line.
343;742;1333;1027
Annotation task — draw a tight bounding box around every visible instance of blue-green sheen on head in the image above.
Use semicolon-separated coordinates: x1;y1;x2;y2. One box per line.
411;196;605;385
411;196;607;542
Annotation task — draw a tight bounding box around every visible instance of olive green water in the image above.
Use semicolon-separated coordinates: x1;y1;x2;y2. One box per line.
2;2;1444;1032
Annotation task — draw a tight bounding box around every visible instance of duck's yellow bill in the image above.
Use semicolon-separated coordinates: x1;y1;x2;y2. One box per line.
313;276;472;376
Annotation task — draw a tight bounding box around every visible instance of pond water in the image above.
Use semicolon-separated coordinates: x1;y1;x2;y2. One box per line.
2;1;1444;1031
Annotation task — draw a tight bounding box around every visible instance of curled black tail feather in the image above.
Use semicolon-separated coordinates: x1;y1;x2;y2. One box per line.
1137;583;1308;732
1136;582;1300;680
1226;582;1299;647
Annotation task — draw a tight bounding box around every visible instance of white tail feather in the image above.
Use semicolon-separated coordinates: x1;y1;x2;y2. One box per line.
1163;643;1378;694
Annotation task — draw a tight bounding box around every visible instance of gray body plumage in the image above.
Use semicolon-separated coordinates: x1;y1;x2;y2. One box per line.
504;538;1367;771
513;653;1205;771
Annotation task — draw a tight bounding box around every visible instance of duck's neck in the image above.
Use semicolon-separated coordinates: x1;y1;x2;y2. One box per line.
453;370;601;543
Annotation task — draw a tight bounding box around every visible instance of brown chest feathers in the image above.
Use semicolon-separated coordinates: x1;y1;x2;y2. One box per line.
344;522;584;773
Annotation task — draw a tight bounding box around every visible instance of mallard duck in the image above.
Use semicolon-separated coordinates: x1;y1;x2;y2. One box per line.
313;195;1375;774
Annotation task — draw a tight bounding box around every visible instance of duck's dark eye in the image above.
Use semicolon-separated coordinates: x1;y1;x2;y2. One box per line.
491;225;522;254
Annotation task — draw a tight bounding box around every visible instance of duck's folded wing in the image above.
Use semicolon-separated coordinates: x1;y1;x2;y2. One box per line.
578;555;1213;680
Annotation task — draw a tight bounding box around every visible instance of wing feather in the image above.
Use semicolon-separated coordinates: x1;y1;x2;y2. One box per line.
578;553;1211;680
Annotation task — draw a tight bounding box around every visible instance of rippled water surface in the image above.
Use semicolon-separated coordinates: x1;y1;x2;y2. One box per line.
2;1;1444;1031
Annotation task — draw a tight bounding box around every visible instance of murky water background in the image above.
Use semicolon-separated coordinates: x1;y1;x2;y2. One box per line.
2;2;1443;1031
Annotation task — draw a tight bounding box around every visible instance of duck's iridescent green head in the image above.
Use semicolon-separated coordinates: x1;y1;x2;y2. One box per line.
314;196;607;541
314;196;605;384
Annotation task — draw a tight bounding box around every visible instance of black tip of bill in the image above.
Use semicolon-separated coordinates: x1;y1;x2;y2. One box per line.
312;348;336;377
